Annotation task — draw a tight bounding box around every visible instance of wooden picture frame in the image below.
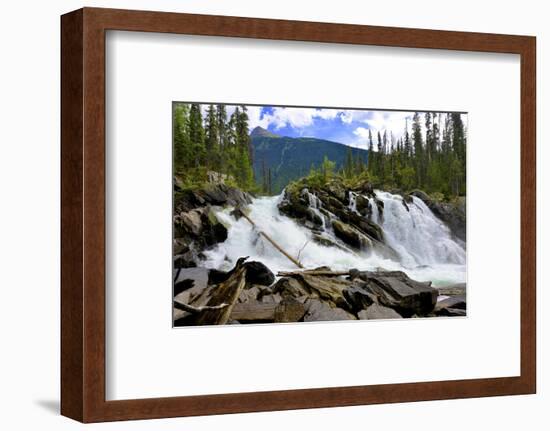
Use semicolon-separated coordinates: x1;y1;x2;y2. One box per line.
61;7;536;423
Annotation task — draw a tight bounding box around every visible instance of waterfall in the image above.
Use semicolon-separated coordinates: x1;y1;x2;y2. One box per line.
202;191;466;286
348;192;358;213
302;188;329;230
372;191;466;268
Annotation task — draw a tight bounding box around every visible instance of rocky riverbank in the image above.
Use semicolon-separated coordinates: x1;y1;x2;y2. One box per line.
173;259;466;326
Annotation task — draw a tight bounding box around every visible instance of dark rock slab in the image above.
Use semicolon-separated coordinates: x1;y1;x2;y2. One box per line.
238;285;261;303
359;270;438;317
173;267;210;304
355;194;371;216
343;284;376;313
437;307;467;317
272;277;313;299
358;303;402;320
437;283;466;296
299;274;351;309
435;295;466;313
332;220;370;249
274;298;306;323
243;261;275;286
303;299;356;322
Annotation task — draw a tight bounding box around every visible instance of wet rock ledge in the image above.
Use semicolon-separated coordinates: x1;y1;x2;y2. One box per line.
173;183;252;268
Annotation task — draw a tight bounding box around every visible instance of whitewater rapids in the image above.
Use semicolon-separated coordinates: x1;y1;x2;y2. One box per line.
202;191;466;286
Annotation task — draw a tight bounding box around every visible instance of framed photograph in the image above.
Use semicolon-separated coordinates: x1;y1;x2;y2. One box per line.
61;7;536;422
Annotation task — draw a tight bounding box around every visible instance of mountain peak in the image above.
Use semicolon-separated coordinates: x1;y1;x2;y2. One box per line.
250;126;280;138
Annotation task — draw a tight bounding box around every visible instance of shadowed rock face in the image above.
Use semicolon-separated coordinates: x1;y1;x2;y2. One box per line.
173;183;253;268
355;271;438;317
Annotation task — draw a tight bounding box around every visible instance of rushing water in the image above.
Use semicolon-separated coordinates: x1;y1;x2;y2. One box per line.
202;191;466;286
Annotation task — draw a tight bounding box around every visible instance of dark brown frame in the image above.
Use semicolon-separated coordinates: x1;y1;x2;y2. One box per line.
61;7;536;423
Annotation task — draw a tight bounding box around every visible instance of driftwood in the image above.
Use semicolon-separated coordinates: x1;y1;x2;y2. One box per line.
230;298;306;323
174;259;249;326
173;301;229;314
193;264;248;325
236;208;304;269
230;302;277;321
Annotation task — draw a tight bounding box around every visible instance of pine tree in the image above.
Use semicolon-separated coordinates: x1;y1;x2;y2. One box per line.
188;103;205;167
451;113;466;195
204;104;220;170
412;112;424;187
216;104;228;170
367;129;374;172
403;119;412;161
344;146;354;178
377;131;384;183
173;103;191;172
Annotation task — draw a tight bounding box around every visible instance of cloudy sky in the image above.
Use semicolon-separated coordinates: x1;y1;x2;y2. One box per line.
201;105;467;151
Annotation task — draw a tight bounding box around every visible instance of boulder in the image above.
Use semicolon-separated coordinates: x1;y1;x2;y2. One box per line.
299;274;351;308
274;298;306;323
312;234;350;252
303;299;356;322
173;237;190;255
174;183;252;213
173;267;210;304
357;181;374;195
358;303;402;320
325;196;345;211
343;284;376;313
358;270;438;316
178;209;203;236
272;277;312;299
238;285;261;303
332;220;371;249
173;206;228;265
348;213;384;243
437;307;467;317
325;181;347;203
435;295;466;313
355;194;371;216
243;261;276;286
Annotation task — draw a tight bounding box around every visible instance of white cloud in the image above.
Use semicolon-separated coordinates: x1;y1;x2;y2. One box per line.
246;107;344;131
363;111;413;139
351;127;373;150
246;105;271;130
353;127;370;139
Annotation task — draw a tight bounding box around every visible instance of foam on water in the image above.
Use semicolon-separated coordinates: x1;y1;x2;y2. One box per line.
201;191;466;286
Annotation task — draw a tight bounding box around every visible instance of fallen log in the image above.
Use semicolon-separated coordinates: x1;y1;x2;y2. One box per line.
230;298;306;323
174;258;249;326
230;302;277;321
193;265;248;325
173;301;229;314
236;207;304;269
